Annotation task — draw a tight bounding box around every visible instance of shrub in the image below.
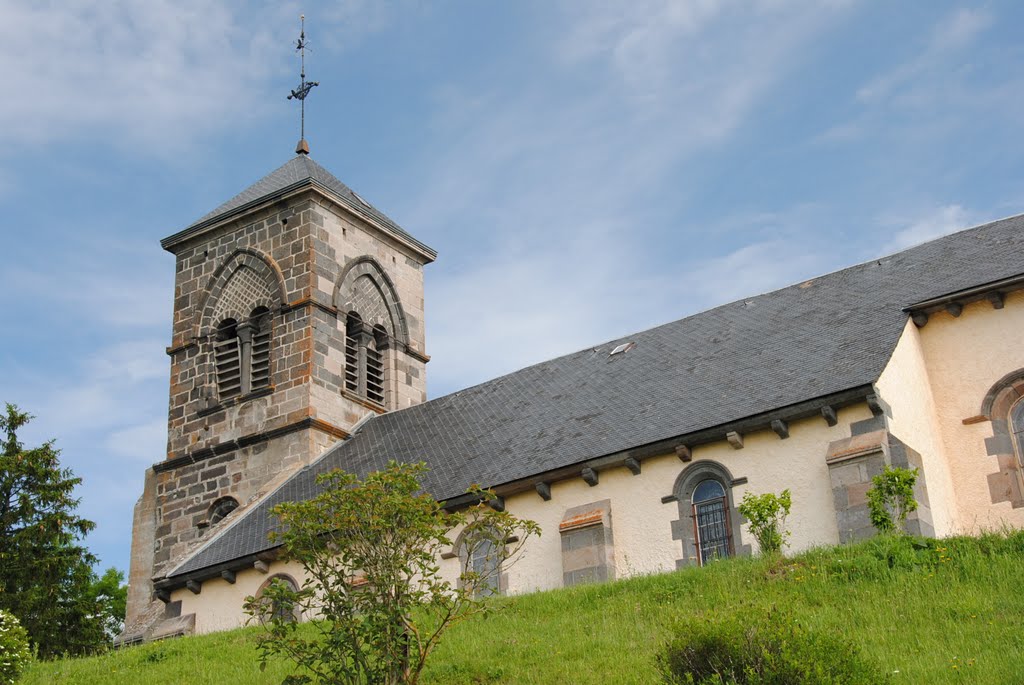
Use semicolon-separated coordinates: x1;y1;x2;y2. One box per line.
244;461;539;685
866;466;918;534
657;606;887;685
0;609;31;684
737;489;791;556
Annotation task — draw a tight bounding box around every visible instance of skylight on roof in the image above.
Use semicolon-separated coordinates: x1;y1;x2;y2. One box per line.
610;342;635;356
351;191;371;208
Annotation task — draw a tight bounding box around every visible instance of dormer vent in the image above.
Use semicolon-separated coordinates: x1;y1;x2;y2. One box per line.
610;342;636;356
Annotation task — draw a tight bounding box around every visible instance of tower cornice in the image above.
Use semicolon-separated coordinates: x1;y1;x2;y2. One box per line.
162;180;436;264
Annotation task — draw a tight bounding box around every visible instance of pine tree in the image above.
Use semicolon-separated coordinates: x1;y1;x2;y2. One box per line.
0;403;109;657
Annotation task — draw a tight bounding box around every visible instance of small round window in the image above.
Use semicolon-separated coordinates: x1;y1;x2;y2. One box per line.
208;497;239;525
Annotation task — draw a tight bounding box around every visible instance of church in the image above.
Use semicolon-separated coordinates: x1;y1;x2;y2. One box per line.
120;143;1024;642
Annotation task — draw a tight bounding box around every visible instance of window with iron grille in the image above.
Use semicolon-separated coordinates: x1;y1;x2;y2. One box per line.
1013;399;1024;464
692;479;732;565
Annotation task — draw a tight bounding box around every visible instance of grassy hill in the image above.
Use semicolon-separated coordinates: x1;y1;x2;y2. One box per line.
23;532;1024;684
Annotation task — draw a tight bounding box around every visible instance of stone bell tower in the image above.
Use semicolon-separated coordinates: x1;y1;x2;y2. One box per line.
122;151;436;639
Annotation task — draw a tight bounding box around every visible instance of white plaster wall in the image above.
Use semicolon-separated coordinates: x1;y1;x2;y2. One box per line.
176;560;310;635
913;290;1024;531
875;319;959;535
441;406;869;594
176;406;873;631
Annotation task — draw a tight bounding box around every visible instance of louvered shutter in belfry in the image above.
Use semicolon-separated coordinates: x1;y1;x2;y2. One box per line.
365;342;385;405
214;322;242;399
344;333;360;394
250;312;272;390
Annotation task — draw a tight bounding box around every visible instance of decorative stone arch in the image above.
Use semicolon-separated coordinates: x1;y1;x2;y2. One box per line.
252;573;302;624
669;460;749;567
978;369;1024;507
980;369;1024;420
206;496;239;526
448;522;508;596
333;256;409;346
194;249;287;339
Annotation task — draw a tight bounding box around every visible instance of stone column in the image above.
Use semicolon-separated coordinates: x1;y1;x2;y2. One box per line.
236;322;254;396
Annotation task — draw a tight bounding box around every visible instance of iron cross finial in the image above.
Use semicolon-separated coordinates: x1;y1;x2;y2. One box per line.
287;14;319;155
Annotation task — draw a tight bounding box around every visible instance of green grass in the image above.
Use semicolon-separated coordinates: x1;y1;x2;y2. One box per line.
22;532;1024;684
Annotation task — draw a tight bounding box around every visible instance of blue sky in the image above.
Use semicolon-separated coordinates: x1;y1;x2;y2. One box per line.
2;1;1023;575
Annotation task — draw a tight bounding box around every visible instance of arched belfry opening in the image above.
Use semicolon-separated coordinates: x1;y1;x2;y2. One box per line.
335;256;419;410
199;256;283;407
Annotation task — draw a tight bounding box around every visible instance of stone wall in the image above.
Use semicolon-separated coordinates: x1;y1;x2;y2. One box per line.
125;186;433;634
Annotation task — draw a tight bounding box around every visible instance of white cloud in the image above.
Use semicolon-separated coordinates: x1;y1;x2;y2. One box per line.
409;1;853;232
410;3;852;395
680;239;827;305
105;418;167;462
5;339;168;436
426;206;834;396
931;7;992;51
880;204;973;254
0;237;171;329
0;0;412;157
0;333;169;568
812;120;864;144
856;8;992;104
0;1;268;152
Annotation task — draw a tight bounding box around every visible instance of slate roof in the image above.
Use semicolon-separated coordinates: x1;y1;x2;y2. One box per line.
161;155;436;259
166;213;1024;579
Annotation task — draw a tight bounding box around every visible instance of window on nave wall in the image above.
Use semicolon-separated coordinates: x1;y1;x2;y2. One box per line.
1011;399;1024;491
214;307;273;402
691;479;732;565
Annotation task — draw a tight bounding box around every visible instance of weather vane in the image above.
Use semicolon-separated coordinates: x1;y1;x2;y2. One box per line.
288;14;319;155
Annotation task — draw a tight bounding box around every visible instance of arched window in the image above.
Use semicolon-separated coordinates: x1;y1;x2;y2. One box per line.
214;308;273;401
691;479;731;564
978;371;1024;507
459;525;503;598
1012;399;1024;465
254;574;301;624
344;313;390;406
208;496;239;525
670;461;746;567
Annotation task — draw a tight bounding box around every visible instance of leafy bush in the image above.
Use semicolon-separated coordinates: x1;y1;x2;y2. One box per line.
866;466;918;534
244;461;540;685
737;490;791;556
0;609;31;684
657;606;887;685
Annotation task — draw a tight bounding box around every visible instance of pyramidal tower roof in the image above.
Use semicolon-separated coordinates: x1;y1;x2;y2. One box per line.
161;155;435;260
